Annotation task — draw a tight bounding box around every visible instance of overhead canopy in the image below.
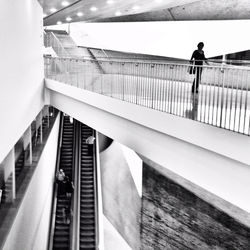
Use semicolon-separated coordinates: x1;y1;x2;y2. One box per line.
41;0;250;26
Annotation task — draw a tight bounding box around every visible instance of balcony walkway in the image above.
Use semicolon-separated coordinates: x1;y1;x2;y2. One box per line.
45;56;250;136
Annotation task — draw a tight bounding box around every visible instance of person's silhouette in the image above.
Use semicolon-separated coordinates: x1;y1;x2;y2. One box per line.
190;42;209;93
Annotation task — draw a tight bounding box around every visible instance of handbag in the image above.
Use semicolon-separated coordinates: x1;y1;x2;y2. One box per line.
188;62;195;74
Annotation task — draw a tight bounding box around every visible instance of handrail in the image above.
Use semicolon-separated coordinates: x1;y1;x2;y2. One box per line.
44;31;69;57
44;56;250;136
44;55;250;70
101;49;109;59
51;32;70;57
93;130;99;249
47;112;63;250
71;121;80;250
208;58;250;64
69;118;77;249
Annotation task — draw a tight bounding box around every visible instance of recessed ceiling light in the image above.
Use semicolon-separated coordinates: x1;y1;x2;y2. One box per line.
90;6;98;11
115;11;121;16
66;17;72;22
107;0;114;4
50;8;57;13
57;21;62;25
77;12;84;17
61;1;69;6
132;5;140;11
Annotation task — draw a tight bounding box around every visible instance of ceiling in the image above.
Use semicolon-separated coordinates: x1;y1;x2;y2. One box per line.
41;0;250;26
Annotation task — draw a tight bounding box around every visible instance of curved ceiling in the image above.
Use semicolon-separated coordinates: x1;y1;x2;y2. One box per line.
41;0;250;26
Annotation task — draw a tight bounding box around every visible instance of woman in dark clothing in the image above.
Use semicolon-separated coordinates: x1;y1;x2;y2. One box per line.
65;176;74;198
190;42;209;93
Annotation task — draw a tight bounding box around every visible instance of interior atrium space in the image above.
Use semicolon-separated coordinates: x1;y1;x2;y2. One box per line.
1;0;250;249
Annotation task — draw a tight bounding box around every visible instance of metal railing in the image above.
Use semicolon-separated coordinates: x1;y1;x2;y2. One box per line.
48;113;63;250
44;56;250;136
93;130;99;249
44;31;70;57
71;120;80;250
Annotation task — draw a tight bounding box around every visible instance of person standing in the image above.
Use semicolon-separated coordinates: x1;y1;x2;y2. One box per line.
190;42;209;93
85;135;95;156
56;169;65;182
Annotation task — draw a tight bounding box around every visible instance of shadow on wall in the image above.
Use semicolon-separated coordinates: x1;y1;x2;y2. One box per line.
98;132;113;153
100;140;141;250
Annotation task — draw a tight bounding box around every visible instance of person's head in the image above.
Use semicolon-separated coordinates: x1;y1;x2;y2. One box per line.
197;42;204;50
59;169;64;173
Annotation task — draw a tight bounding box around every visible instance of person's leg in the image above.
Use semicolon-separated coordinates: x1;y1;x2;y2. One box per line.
87;144;93;155
196;67;202;92
192;66;198;93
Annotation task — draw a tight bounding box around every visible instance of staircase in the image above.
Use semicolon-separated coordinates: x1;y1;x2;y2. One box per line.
53;116;75;250
1;174;13;203
15;150;25;179
79;124;96;249
48;30;93;59
44;30;104;88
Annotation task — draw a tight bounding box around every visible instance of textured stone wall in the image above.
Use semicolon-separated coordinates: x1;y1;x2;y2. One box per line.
141;163;250;250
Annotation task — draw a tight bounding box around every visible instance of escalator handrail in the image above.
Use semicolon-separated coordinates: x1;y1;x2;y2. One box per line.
71;121;80;250
93;130;99;249
47;112;63;250
69;119;77;250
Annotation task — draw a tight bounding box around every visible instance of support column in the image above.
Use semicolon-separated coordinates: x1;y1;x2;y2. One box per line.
43;105;50;128
36;111;43;143
23;126;32;164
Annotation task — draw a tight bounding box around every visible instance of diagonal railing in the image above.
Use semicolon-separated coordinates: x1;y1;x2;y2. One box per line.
44;31;70;57
44;56;250;136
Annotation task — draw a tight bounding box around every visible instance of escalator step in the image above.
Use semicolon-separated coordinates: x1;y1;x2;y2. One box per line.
80;219;95;224
81;199;94;203
80;237;95;243
80;225;95;230
80;214;95;219
80;231;95;237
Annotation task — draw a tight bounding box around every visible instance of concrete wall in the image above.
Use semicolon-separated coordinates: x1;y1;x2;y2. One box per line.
141;163;250;250
100;141;141;250
45;80;250;213
2;115;60;250
0;0;44;163
103;215;131;250
98;133;113;153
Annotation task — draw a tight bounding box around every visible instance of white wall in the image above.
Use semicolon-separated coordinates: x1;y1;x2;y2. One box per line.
1;149;14;182
100;142;141;250
2;114;60;250
0;0;44;163
46;80;250;212
103;216;131;250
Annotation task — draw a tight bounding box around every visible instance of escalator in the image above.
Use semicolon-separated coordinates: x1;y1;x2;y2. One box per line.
79;124;97;250
49;117;98;250
52;115;75;250
15;150;25;179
